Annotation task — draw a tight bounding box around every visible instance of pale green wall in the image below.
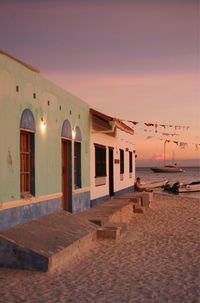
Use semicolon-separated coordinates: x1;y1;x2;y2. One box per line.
0;54;90;203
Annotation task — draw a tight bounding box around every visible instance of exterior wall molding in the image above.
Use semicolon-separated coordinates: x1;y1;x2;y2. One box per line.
72;187;90;194
0;193;62;211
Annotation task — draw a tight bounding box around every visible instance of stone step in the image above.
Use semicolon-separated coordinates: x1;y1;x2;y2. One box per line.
97;222;127;240
0;193;150;272
97;226;121;240
0;211;97;272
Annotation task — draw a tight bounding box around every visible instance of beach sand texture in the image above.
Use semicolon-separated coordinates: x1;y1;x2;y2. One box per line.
0;193;199;303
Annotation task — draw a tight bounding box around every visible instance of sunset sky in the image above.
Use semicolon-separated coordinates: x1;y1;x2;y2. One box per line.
1;0;199;166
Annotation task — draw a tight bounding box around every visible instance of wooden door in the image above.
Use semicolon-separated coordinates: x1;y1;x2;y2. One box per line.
62;140;69;210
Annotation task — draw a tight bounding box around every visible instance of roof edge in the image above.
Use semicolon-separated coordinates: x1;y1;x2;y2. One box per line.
0;50;40;73
90;108;134;134
90;108;113;121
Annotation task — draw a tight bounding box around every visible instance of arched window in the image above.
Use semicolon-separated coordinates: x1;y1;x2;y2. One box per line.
61;119;72;139
20;109;35;197
20;108;36;131
75;126;82;141
74;126;82;189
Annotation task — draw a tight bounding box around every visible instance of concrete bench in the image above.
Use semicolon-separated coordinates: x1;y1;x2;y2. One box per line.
114;192;153;209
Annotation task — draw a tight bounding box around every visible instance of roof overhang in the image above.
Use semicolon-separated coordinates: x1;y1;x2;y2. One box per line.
0;50;40;73
90;108;134;135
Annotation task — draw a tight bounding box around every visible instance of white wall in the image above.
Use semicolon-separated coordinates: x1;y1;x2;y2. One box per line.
90;122;135;200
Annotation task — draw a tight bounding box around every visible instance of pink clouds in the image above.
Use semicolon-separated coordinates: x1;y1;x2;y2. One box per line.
154;153;169;161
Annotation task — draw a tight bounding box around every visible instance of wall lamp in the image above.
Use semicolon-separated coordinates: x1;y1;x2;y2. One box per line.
72;128;76;140
41;117;46;131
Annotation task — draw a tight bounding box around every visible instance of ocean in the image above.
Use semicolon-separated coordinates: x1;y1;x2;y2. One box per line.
136;167;200;199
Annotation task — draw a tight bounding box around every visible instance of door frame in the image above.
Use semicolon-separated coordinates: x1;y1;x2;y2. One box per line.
108;147;114;196
61;138;72;212
20;129;35;197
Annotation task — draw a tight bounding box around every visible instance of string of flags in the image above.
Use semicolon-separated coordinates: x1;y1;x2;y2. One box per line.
128;120;190;132
122;119;200;151
158;139;200;151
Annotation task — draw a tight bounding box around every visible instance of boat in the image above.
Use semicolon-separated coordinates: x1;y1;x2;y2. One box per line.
163;181;200;193
142;180;168;189
151;166;183;173
151;141;183;173
177;181;200;193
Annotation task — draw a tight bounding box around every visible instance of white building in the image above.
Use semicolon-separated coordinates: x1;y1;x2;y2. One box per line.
90;109;136;207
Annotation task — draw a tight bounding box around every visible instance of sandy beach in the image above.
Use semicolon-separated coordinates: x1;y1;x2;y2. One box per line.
0;193;199;303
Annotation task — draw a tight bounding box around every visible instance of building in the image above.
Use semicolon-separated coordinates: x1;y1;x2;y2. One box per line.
0;50;90;230
90;109;135;207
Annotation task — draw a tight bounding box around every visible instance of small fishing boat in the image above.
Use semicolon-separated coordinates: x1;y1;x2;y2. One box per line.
142;180;168;189
177;182;200;193
164;181;200;193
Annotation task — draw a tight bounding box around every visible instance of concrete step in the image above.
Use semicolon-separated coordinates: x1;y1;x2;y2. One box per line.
115;192;153;208
75;198;134;226
97;226;121;240
97;222;127;240
0;195;142;272
0;211;97;272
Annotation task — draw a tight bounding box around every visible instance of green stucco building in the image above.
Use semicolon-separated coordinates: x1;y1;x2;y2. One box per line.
0;50;90;230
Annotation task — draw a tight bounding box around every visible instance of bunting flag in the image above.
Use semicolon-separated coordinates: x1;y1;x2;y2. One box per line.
179;142;188;149
172;141;200;151
128;120;190;131
144;123;154;127
128;121;139;125
126;119;199;150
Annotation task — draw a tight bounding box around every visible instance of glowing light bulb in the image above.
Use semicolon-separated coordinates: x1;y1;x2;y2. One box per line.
41;118;46;132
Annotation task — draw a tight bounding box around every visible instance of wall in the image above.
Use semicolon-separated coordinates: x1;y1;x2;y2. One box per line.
90;119;136;205
0;53;90;229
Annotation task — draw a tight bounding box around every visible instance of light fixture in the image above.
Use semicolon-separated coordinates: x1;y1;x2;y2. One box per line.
41;117;46;131
72;128;76;139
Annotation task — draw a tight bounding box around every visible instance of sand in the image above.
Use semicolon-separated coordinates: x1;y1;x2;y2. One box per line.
0;193;199;303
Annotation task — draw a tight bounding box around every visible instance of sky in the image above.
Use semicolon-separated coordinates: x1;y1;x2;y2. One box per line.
0;0;199;166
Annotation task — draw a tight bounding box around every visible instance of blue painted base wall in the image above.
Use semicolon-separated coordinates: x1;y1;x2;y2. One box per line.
90;185;134;208
114;185;134;196
0;198;62;231
0;236;48;271
72;191;90;214
90;195;110;208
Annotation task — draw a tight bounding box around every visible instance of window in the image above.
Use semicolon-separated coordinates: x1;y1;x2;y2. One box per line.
74;142;81;188
20;131;35;196
120;149;124;174
95;144;106;177
129;151;133;173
